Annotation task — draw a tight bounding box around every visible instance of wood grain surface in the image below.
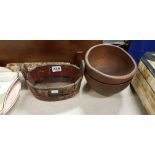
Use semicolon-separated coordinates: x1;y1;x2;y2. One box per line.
131;69;155;114
0;40;102;66
138;61;155;92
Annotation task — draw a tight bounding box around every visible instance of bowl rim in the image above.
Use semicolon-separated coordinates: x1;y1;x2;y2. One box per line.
25;63;83;90
85;72;131;86
85;44;137;81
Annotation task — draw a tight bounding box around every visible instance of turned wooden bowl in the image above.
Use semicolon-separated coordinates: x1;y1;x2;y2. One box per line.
21;62;84;101
85;44;137;84
85;72;130;96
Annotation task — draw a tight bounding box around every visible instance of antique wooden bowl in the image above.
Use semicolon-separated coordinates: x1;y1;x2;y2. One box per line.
21;62;85;101
85;72;130;96
85;44;137;84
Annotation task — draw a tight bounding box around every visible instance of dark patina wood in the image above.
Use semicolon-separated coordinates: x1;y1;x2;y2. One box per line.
0;40;102;66
21;61;85;101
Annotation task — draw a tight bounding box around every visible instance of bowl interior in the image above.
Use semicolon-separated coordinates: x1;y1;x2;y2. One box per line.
88;45;135;76
27;65;81;89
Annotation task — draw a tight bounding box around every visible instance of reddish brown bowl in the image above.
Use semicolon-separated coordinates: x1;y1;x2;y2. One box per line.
85;44;137;84
21;62;84;101
85;72;130;96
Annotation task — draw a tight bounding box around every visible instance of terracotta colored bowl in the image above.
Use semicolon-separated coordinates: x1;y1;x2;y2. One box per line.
85;44;137;84
21;62;84;101
85;72;130;96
